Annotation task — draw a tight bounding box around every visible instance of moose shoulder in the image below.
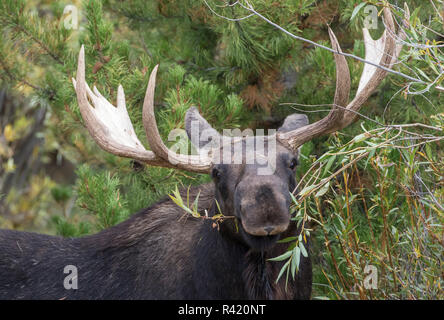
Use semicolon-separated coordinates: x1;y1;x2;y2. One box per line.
0;8;405;300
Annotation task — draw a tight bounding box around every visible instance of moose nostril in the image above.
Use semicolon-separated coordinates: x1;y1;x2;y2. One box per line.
264;226;275;235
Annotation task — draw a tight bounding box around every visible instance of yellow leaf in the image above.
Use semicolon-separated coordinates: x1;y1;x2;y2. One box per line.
414;247;421;258
4;124;14;142
5;158;16;173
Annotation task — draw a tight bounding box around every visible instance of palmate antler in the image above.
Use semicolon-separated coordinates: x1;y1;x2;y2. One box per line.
72;46;212;173
277;7;409;151
73;6;408;171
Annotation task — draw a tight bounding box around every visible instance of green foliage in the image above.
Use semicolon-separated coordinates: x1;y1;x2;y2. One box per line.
52;215;91;238
75;164;129;230
283;125;443;299
51;185;72;204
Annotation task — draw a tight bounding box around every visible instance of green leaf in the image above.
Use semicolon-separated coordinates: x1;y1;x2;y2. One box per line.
410;6;421;28
299;185;316;197
268;250;292;262
277;236;297;244
415;67;431;81
352;133;367;144
191;190;201;217
276;259;291;284
291;246;301;279
349;149;367;155
365;148;376;169
425;143;433;160
299;241;308;258
323;155;336;177
425;54;439;75
351;2;367;21
289;192;298;205
315;181;330;197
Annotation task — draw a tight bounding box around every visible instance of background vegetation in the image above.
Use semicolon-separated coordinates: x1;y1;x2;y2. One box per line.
0;0;442;299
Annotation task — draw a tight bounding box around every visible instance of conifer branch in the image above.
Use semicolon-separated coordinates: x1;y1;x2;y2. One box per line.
204;0;444;93
0;57;44;93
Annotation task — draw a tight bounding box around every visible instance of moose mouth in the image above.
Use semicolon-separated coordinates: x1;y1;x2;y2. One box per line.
238;219;282;251
238;218;289;251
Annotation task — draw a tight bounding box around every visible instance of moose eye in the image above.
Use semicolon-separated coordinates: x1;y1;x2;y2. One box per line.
211;167;221;179
289;158;298;170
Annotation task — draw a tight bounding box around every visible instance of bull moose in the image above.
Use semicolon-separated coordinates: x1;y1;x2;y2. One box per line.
0;8;405;299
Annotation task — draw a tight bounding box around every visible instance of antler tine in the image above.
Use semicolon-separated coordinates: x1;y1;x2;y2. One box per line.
341;6;397;126
277;24;351;149
74;46;213;173
278;7;403;151
329;28;351;110
74;46;177;169
142;66;213;173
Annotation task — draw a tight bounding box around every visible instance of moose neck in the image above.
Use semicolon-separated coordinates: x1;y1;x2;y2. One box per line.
204;189;295;299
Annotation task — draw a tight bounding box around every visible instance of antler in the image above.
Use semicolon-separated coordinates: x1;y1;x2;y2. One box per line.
72;46;212;173
73;7;408;172
277;7;409;151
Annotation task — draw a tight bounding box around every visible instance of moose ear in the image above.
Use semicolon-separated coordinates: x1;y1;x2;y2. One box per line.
185;107;221;150
277;113;309;133
278;114;309;158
